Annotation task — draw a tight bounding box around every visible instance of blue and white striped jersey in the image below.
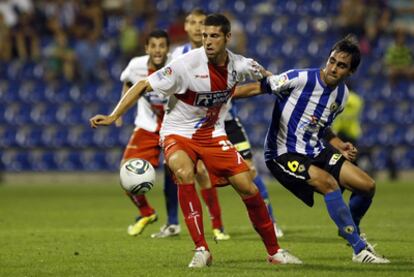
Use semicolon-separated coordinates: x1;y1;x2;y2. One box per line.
264;68;349;161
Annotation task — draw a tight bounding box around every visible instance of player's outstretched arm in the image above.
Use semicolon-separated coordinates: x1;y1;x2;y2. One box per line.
233;82;261;98
89;79;152;128
114;82;132;127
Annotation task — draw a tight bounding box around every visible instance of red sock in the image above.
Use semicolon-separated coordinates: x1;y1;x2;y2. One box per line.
243;192;279;255
126;192;155;217
201;187;223;230
178;183;208;250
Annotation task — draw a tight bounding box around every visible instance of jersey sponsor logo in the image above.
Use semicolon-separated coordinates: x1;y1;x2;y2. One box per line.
298;164;306;173
195;89;232;107
143;91;168;105
298;115;325;133
195;74;209;79
328;153;342;165
287;160;299;172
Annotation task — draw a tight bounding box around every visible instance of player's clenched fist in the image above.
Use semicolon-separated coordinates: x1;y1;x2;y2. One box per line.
89;114;116;128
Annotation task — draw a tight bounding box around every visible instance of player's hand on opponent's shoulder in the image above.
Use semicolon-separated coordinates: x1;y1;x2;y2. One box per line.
235;58;265;81
89;114;117;128
260;74;290;98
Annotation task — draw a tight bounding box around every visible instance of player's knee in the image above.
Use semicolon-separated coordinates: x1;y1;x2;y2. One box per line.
314;173;339;194
364;177;376;197
174;167;195;184
244;159;257;179
241;182;259;196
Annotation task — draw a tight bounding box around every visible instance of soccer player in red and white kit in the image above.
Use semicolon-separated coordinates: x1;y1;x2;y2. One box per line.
170;8;231;241
116;29;180;236
90;14;302;267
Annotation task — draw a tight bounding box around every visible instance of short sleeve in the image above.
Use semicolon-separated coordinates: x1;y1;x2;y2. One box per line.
233;55;264;82
147;59;188;96
120;62;132;82
268;69;299;94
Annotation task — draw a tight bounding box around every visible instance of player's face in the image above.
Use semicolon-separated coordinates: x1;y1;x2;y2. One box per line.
185;14;206;47
322;50;353;87
202;26;230;61
145;37;169;69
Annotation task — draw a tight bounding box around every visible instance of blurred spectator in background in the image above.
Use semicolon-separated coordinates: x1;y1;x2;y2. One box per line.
331;86;375;177
0;13;12;61
43;31;76;81
119;15;140;63
13;9;40;60
338;0;366;39
39;0;77;37
72;0;103;40
384;28;414;85
388;0;414;34
364;0;391;47
74;31;101;83
223;10;247;55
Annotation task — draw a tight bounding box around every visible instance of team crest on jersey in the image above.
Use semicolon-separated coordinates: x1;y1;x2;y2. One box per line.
330;102;339;112
231;70;237;82
278;74;288;86
195;89;232;107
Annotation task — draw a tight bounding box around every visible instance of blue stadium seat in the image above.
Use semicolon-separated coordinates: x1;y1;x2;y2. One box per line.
56;103;83;125
80;150;108;171
29;150;58;171
4;102;32;125
67;126;94;148
30;102;59;125
1;151;32;171
54;150;82;171
15;126;43;148
41;126;70;148
0;126;18;148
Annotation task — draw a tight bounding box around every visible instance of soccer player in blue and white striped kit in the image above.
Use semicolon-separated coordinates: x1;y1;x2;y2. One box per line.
262;35;390;263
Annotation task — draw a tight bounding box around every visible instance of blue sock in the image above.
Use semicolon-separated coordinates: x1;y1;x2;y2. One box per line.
324;190;366;254
253;175;276;222
349;193;373;234
164;165;178;225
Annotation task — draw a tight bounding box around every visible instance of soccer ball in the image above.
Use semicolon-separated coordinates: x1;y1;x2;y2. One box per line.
120;158;155;195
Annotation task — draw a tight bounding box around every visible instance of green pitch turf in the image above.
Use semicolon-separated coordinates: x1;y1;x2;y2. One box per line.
0;173;413;276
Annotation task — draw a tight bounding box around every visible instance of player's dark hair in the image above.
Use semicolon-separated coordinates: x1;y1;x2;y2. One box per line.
146;29;170;46
330;34;361;72
204;13;231;35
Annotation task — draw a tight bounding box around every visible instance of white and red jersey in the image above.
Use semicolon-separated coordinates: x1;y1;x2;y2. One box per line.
147;47;263;140
120;55;170;132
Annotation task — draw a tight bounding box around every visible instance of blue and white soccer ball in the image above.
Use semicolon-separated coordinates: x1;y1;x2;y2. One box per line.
120;158;155;195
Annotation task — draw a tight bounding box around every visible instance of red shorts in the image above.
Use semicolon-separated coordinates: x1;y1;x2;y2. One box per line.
163;135;249;185
122;128;161;168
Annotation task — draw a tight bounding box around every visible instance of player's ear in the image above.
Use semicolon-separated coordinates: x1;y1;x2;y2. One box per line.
225;32;231;43
145;45;149;55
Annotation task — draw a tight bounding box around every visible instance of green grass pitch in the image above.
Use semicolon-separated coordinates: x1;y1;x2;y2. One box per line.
0;173;413;276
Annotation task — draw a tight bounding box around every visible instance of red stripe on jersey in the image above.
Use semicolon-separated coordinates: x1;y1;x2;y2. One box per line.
192;62;229;140
175;89;197;105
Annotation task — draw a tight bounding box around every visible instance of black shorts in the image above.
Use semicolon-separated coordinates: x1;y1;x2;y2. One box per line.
225;117;252;159
265;145;346;207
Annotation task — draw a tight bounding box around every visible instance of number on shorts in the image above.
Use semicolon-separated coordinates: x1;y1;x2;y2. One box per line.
219;140;234;151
